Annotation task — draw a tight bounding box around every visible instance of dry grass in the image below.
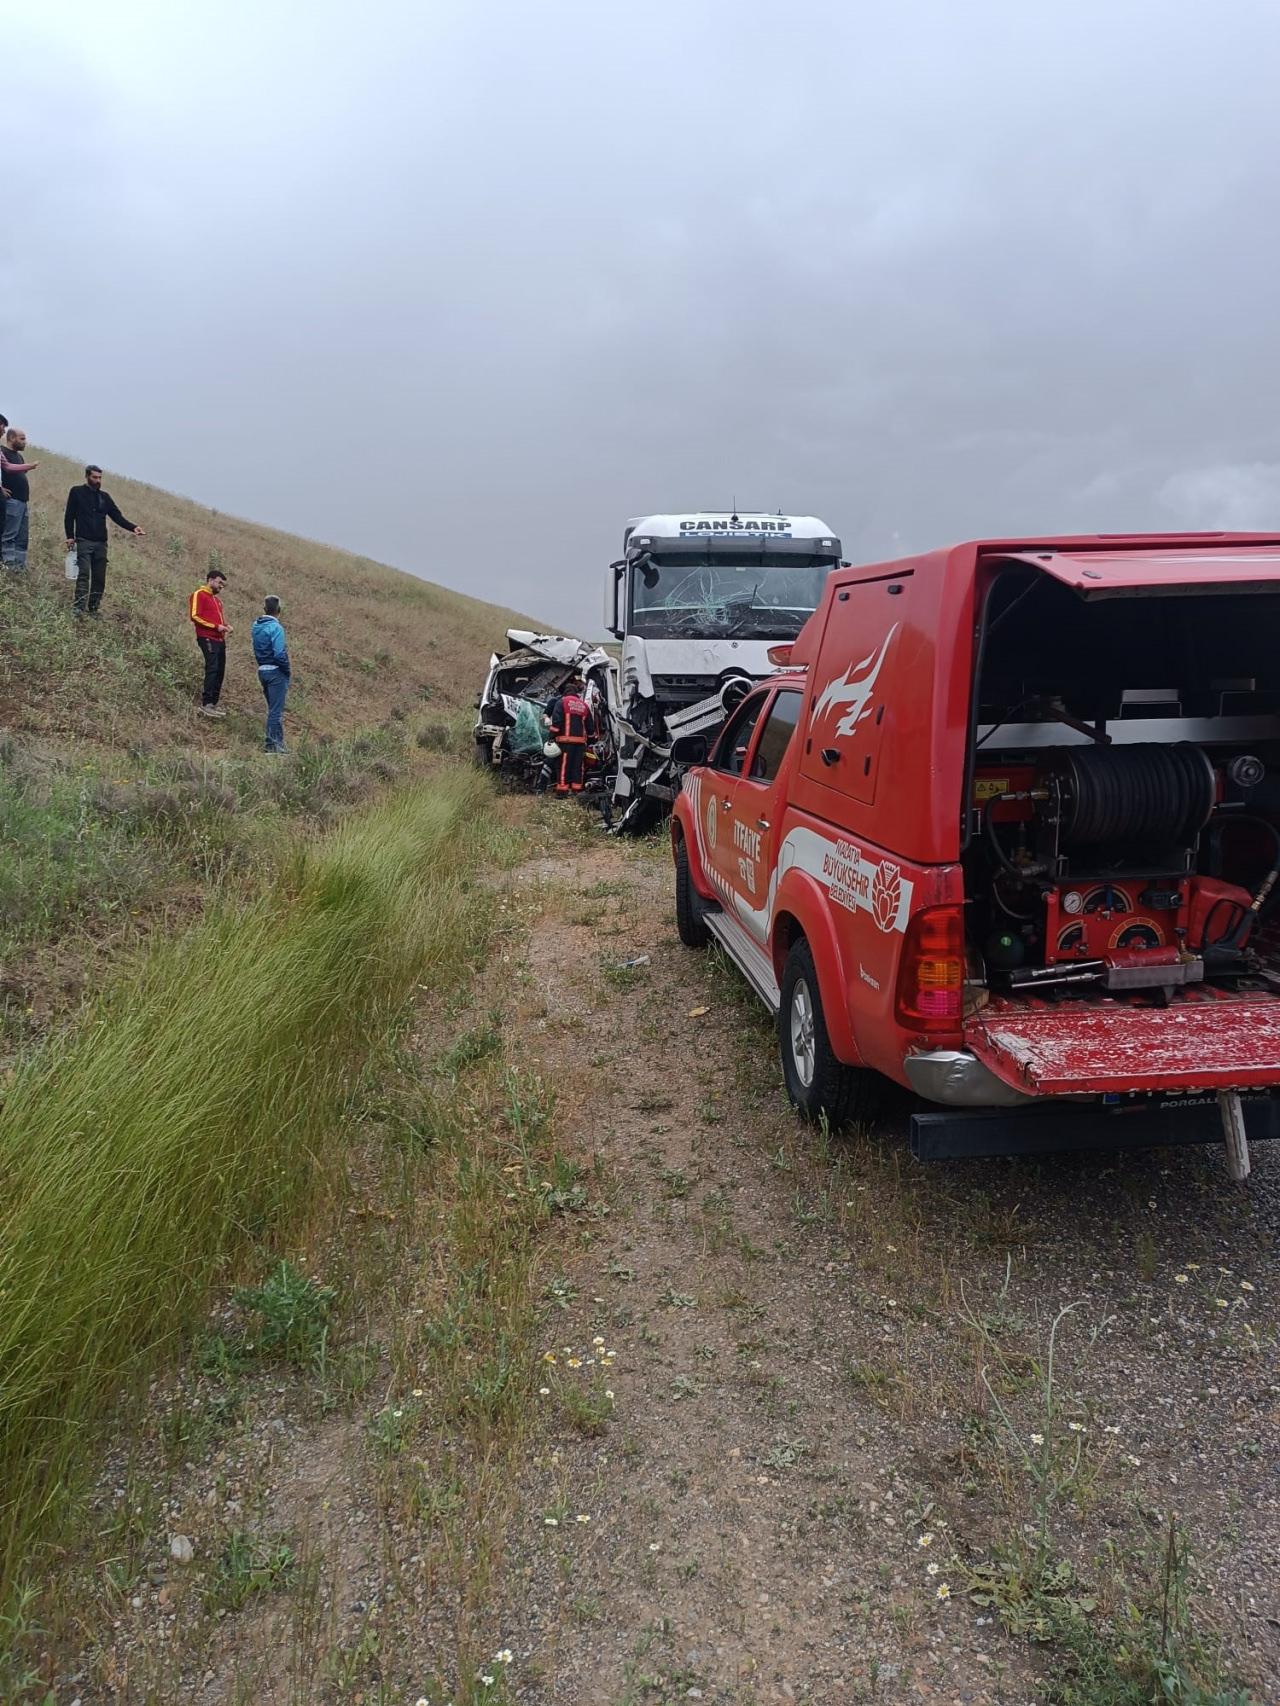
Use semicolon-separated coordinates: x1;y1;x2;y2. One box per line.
0;447;549;1039
1;445;540;748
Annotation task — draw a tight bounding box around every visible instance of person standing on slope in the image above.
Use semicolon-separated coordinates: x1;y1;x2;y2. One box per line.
1;427;40;571
64;465;145;616
544;669;595;795
189;568;231;716
251;594;290;753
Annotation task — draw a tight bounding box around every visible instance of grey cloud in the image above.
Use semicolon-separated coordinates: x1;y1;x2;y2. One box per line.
1159;464;1280;531
5;1;1280;629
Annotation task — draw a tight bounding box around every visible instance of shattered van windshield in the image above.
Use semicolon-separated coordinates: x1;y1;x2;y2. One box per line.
629;558;829;639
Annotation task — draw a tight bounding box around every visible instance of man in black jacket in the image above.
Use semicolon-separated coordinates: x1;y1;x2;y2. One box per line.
64;466;145;617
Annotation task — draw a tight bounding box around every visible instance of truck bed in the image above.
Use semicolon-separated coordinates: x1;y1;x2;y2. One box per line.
965;984;1280;1095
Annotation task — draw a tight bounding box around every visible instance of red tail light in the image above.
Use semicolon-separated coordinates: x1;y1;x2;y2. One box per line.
895;905;964;1030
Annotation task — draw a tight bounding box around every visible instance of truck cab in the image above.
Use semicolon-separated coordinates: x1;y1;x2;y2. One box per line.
605;512;842;831
671;533;1280;1174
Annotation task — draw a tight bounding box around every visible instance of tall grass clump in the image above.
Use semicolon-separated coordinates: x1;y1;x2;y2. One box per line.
0;769;498;1595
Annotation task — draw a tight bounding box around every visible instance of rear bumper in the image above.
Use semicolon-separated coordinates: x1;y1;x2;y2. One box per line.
910;1092;1280;1161
904;1048;1034;1107
904;1044;1280;1159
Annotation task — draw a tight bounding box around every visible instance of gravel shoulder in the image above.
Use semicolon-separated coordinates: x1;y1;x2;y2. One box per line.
493;832;1278;1705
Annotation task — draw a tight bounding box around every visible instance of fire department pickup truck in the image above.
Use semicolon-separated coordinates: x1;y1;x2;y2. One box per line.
670;533;1280;1173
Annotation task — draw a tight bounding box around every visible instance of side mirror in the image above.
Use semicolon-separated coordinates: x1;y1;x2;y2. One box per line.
670;733;708;766
605;559;624;637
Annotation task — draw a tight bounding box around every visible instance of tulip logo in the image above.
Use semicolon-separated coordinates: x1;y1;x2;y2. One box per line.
871;861;903;933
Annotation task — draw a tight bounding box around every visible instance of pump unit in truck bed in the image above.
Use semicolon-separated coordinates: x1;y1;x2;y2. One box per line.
670;532;1280;1174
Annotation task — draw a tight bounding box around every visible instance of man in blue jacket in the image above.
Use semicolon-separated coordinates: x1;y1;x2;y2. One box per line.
251;595;290;753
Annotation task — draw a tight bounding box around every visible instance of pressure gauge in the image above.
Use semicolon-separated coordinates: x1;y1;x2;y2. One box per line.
1062;891;1084;916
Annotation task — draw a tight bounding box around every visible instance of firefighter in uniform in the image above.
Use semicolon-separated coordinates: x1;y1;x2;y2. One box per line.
544;671;595;795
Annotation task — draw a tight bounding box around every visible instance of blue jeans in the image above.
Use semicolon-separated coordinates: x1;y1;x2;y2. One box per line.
1;498;28;569
259;664;289;751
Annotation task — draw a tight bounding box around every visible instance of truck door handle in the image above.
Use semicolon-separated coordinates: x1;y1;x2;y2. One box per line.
721;796;733;811
820;748;841;767
757;817;770;830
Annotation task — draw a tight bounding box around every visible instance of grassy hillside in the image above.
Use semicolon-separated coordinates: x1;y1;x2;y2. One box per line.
0;445;539;746
0;447;548;1045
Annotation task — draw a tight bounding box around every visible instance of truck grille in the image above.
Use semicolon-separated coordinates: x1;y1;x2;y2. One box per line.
650;674;722;707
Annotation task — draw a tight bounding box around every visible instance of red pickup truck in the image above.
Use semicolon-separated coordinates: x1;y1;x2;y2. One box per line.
670;534;1280;1173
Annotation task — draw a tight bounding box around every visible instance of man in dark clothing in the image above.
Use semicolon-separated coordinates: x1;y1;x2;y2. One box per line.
1;421;39;571
2;428;40;570
544;670;595;795
64;466;144;616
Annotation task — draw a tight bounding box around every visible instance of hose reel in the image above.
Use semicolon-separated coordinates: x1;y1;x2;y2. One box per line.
1053;743;1216;851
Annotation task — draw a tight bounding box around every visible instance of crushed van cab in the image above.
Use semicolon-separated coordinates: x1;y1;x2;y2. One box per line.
670;533;1280;1175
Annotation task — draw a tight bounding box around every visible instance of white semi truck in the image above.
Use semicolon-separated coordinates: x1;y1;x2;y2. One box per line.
604;511;843;830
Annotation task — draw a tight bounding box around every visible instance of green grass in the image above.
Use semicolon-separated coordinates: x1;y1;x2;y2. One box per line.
233;1261;337;1366
204;1530;297;1614
0;740;155;950
0;768;502;1599
0;721;416;1006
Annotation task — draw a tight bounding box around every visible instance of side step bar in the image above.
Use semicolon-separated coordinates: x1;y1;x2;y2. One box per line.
704;911;780;1012
911;1093;1280;1162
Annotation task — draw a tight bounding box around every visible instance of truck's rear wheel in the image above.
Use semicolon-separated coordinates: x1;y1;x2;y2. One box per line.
674;837;710;948
778;938;876;1128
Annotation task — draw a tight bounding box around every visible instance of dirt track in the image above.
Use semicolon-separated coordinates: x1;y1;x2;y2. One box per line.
494;830;1279;1704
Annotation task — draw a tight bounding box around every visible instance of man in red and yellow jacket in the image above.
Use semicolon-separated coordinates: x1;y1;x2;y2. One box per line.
190;569;231;718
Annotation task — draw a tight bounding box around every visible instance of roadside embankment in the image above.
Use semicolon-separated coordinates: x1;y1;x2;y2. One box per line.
0;768;505;1597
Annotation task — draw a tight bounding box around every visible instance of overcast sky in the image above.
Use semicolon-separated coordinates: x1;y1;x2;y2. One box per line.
6;1;1280;631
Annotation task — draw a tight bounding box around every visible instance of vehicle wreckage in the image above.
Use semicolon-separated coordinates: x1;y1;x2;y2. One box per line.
473;630;618;799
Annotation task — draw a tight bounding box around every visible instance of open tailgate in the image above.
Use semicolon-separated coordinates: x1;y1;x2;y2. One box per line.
966;991;1280;1096
995;546;1280;597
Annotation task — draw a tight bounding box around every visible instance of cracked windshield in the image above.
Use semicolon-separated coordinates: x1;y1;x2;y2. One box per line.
629;557;829;638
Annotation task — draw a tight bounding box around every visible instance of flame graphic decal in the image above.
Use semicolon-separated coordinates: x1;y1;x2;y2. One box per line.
810;625;898;739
